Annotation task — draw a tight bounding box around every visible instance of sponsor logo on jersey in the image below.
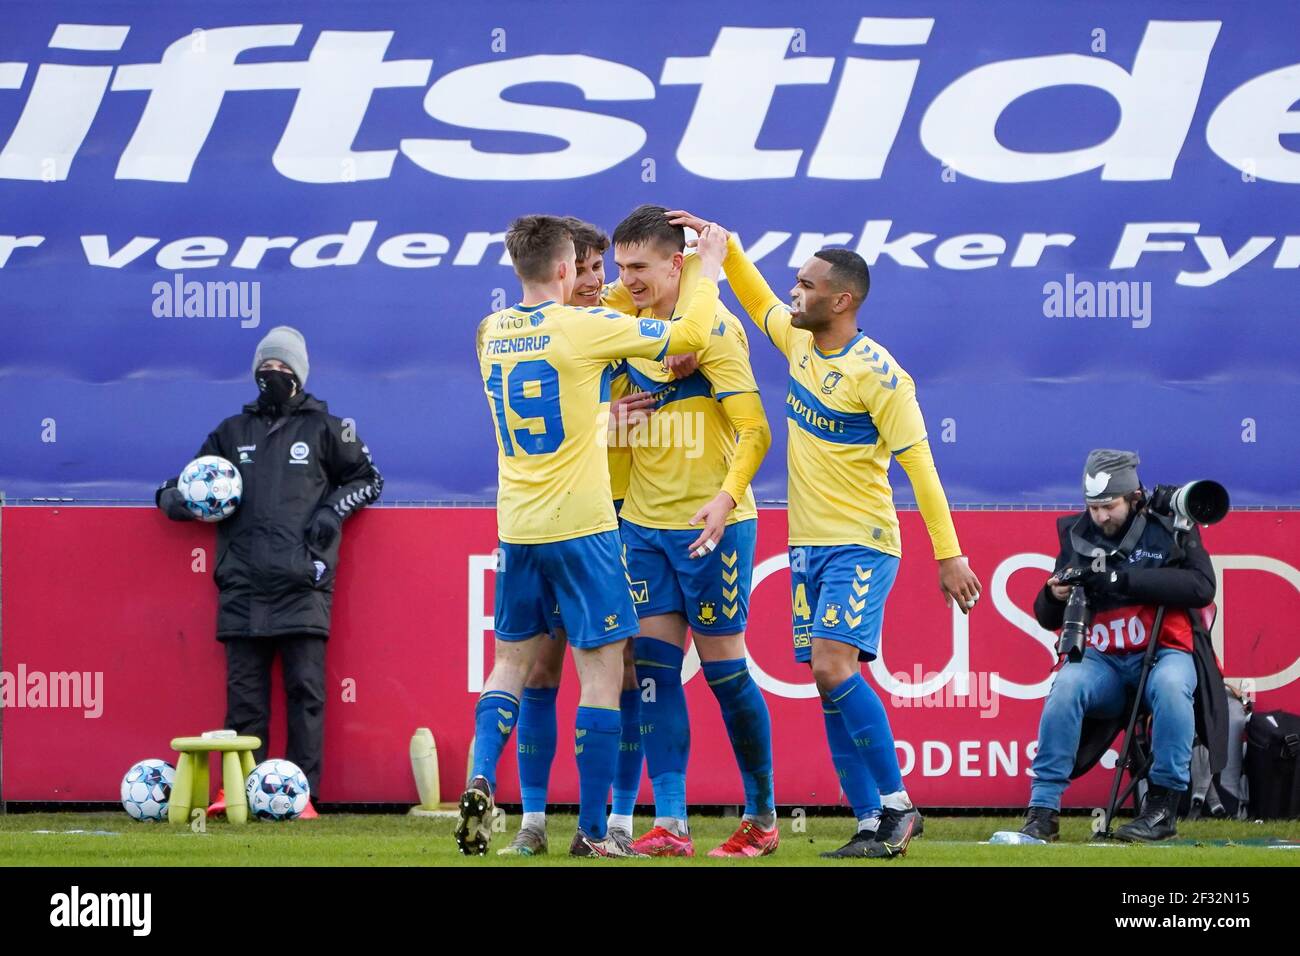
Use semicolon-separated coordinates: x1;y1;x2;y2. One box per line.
786;392;846;436
785;379;880;445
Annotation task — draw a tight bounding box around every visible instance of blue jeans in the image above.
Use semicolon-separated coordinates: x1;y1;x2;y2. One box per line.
1030;646;1197;811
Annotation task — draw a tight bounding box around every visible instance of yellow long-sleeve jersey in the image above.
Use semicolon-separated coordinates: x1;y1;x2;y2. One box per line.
721;234;961;559
601;255;770;528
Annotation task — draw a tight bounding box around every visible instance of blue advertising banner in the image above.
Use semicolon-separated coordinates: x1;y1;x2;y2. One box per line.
1;1;1296;504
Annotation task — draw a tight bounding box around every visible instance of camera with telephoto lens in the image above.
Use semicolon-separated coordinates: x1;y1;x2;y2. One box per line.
1145;480;1231;530
1054;565;1093;662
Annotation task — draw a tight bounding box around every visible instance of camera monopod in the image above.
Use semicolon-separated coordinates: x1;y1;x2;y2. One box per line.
1095;604;1166;840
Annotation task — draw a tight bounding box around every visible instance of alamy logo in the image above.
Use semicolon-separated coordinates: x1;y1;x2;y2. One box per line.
49;886;151;936
0;665;103;718
1042;273;1152;328
151;272;260;328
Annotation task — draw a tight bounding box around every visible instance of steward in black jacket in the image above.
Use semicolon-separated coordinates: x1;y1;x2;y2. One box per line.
157;389;383;638
155;326;381;804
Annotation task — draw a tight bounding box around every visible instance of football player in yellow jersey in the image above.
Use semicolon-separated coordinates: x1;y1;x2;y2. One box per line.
461;215;727;858
669;209;983;859
500;218;658;857
605;205;779;858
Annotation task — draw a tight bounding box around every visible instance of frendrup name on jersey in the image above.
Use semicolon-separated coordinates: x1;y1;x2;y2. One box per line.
483;334;551;355
1;19;1298;286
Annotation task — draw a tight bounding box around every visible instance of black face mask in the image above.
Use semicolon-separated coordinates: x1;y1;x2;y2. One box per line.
256;369;298;410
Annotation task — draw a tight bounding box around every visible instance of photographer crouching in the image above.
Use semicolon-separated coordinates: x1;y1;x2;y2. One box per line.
1017;449;1226;843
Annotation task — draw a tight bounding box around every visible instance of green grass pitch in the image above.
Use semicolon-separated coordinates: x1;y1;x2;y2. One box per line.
3;811;1299;866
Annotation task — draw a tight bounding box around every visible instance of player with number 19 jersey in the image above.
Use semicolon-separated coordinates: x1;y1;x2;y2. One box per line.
477;281;723;647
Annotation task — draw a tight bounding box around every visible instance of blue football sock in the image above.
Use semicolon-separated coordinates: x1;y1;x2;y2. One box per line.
611;688;643;817
471;690;520;790
517;687;558;814
829;674;904;796
634;637;690;821
702;658;774;818
575;705;621;839
822;701;881;821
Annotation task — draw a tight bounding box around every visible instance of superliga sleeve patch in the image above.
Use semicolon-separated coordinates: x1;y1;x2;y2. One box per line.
639;318;668;338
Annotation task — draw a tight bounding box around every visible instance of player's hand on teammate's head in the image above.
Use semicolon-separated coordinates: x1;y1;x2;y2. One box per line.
687;490;736;559
665;209;714;236
693;223;727;274
666;212;728;282
938;555;982;614
665;352;699;380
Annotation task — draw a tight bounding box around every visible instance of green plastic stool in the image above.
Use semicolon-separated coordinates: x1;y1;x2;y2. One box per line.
168;735;262;825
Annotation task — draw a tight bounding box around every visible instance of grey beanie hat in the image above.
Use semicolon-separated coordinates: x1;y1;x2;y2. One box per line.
252;325;309;387
1083;449;1141;503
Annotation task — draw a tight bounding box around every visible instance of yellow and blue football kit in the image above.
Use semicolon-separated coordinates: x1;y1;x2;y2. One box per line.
612;282;769;636
604;260;777;827
478;278;721;647
722;234;962;660
529;272;689;640
539;358;630;639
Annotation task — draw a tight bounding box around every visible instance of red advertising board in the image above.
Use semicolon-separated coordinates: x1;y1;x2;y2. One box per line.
2;506;1297;808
